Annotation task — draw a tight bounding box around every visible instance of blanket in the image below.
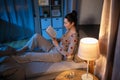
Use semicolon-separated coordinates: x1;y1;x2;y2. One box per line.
0;56;26;80
0;45;26;80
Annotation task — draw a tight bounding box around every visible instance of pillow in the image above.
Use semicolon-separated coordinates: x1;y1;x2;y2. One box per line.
73;44;84;63
73;53;84;63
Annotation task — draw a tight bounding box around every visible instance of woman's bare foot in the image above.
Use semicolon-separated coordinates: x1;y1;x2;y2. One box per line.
16;47;28;55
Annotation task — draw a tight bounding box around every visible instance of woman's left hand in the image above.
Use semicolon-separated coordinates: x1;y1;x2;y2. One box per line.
52;38;59;47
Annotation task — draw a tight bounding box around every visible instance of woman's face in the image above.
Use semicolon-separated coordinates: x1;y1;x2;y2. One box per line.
64;18;73;30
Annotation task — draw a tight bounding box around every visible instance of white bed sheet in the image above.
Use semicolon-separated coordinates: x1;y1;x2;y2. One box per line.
21;60;87;79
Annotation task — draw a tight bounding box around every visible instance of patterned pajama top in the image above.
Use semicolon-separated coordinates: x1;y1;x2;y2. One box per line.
56;31;78;56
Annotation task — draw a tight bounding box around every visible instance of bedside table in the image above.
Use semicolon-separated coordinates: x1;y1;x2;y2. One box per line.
55;70;98;80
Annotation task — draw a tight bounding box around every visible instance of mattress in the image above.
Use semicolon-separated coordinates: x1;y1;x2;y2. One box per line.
21;60;87;79
0;56;86;80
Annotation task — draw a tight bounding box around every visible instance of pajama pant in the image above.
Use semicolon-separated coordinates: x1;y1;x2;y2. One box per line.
13;33;62;63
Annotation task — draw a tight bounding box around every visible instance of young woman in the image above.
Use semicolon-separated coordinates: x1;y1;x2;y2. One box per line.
16;10;78;62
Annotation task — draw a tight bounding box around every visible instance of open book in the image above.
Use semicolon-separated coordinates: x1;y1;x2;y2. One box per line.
46;26;56;38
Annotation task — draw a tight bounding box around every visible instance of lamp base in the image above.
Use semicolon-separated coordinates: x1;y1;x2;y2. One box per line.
81;73;93;80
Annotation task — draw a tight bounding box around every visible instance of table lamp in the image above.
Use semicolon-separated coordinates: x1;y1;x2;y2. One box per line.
78;37;100;80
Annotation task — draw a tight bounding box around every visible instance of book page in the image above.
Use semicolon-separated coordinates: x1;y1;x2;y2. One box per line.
46;26;56;38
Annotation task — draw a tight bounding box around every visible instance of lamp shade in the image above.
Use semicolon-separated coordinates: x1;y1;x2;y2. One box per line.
78;37;100;61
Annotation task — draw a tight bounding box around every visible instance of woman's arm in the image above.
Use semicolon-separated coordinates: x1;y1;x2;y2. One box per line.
52;38;59;47
56;34;78;56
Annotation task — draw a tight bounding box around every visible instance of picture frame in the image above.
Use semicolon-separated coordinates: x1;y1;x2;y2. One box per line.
52;9;60;17
38;0;49;6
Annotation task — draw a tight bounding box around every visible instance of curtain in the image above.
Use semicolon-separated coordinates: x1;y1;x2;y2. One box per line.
95;0;120;80
64;0;78;15
0;0;34;43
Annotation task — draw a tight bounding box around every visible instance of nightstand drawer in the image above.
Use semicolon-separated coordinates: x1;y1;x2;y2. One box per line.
42;29;51;40
52;18;63;28
41;18;51;29
56;28;63;39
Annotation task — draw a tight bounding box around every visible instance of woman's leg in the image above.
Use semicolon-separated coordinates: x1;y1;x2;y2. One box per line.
24;52;62;62
17;33;53;54
33;33;54;52
15;48;62;63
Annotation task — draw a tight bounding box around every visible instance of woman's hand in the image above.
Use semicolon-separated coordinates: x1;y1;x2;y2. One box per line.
65;53;73;61
52;38;59;47
66;53;72;57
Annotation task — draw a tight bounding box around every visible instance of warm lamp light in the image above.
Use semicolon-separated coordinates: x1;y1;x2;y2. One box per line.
78;37;100;80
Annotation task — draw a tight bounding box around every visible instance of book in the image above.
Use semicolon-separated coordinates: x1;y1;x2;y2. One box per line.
46;26;56;38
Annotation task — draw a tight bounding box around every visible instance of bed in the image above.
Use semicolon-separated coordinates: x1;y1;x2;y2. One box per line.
0;30;87;80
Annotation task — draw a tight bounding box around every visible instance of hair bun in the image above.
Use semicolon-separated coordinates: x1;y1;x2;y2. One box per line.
72;10;77;17
65;10;77;26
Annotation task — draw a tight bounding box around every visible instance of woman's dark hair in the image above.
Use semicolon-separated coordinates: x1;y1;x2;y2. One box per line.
65;10;77;26
65;10;79;37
